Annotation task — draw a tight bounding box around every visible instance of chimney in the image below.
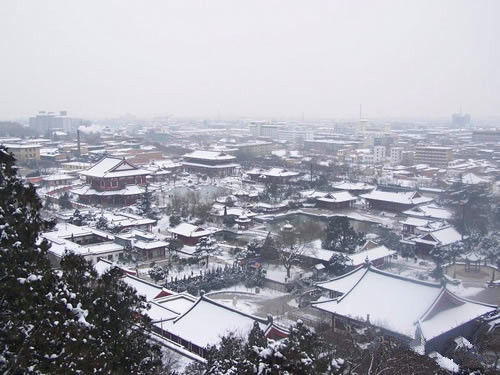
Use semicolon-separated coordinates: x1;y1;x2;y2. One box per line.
77;130;81;158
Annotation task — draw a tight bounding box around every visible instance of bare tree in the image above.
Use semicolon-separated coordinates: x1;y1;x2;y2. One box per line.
277;229;306;279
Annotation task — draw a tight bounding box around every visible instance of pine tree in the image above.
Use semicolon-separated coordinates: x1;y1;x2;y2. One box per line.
169;214;181;227
247;321;267;349
59;191;73;209
149;264;166;283
0;146;74;373
0;147;166;374
95;214;108;230
138;184;157;219
323;216;365;254
195;236;218;266
59;254;164;374
70;208;85;226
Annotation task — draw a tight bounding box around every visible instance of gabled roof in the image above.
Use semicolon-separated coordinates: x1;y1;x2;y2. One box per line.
360;190;433;205
417;289;496;341
169;223;213;238
183;150;236;161
415;226;463;247
332;181;375;191
317;191;357;203
316;266;368;294
80;157;150;178
166;295;286;348
154;293;197;315
261;168;300;178
403;204;452;220
122;274;173;301
94;258;137;276
313;265;496;341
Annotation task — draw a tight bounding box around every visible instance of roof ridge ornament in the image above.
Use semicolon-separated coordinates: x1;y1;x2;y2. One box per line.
364;256;371;267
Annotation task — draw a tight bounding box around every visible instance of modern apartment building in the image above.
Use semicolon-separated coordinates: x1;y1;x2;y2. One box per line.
373;145;386;163
414;146;452;167
390;147;404;165
2;143;41;161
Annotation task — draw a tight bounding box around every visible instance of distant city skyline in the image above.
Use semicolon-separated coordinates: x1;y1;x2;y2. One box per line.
1;0;499;120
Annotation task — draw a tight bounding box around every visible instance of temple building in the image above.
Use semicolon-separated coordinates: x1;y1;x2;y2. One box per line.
182;150;239;177
72;157;150;206
313;264;496;354
360;190;433;212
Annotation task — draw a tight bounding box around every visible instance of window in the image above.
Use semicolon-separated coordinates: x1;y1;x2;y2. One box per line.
107;254;113;260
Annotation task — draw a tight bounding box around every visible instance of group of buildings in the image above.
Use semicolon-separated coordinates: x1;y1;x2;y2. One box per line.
3;114;499;369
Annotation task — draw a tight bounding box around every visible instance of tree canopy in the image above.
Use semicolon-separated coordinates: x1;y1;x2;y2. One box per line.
323;216;365;254
0;147;165;374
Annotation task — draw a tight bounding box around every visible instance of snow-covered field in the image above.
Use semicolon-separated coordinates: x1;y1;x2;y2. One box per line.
263;263;312;284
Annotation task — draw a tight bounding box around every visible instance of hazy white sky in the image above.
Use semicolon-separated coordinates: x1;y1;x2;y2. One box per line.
1;0;498;120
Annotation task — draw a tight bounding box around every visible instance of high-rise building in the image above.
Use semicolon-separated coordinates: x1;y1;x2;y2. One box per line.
414;146;452;167
390;147;403;165
248;122;280;139
29;111;73;133
451;113;471;127
373;145;386;163
472;129;500;143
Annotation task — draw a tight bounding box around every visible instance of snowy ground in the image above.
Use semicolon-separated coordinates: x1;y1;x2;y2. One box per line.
262;263;313;284
384;256;435;280
209;286;324;329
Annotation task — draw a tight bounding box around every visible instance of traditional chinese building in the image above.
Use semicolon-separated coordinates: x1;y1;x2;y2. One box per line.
182;150;239;177
360;190;433;212
315;191;358;210
169;222;215;246
313;264;497;354
72;157;150;206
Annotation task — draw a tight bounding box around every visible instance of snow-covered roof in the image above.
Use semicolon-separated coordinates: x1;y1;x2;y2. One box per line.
183;150;236;161
155;294;197;315
360;190;433;205
402;204;452;220
166;295;272;348
71;185;146;196
298;245;394;266
182;161;240;169
43;223;122;258
146;302;180;323
399;217;431;227
149;159;182;169
313;265;496;341
332;181;375;191
122;274;172;301
415;226;463;246
261;168;299;178
42;174;76;181
134;240;168;250
93;258;136;276
348;245;396;267
80;157;150;178
211;204;257;218
417;290;495;341
317;191;357;203
317;266;367;294
169;223;213;238
461;173;490;185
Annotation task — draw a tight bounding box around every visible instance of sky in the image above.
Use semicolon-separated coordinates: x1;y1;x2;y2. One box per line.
0;0;498;121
